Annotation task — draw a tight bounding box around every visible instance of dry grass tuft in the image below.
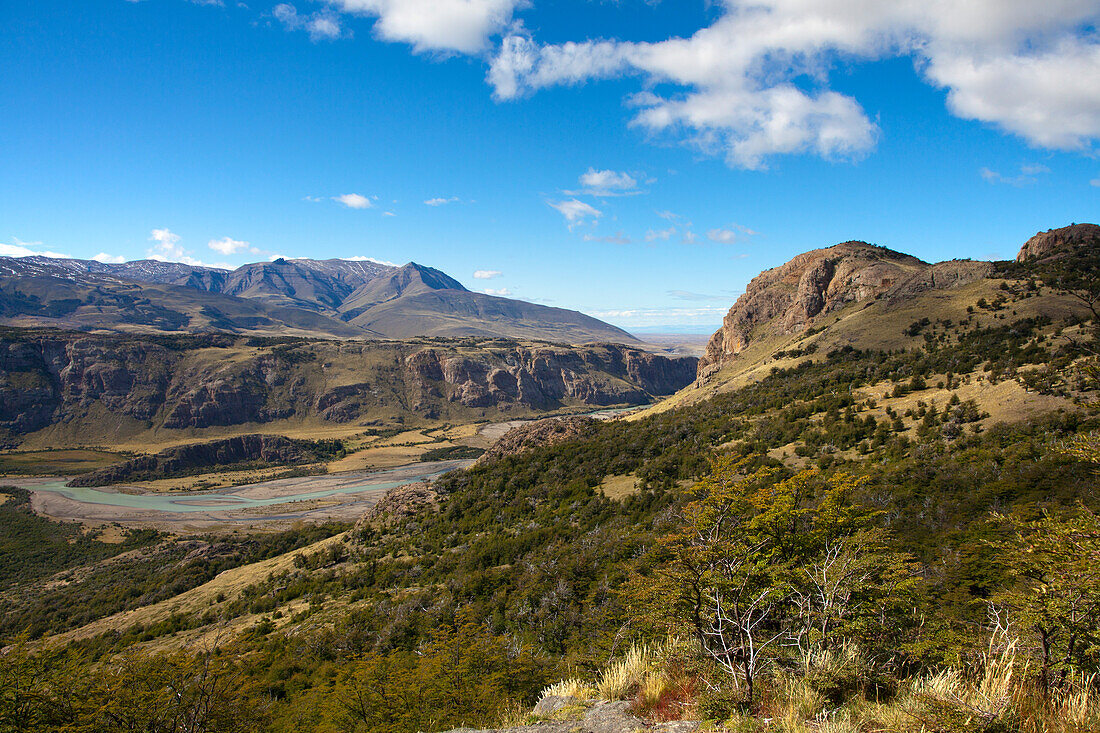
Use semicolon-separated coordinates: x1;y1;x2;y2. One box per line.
596;644;654;701
539;678;593;701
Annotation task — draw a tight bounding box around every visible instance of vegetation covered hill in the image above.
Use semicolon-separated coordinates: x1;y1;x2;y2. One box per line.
1;223;1099;732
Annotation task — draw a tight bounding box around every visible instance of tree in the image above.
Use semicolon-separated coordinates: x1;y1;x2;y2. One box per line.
992;506;1100;691
627;455;921;701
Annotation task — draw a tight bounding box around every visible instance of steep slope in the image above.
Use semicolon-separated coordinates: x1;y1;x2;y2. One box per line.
0;329;696;448
0;256;636;344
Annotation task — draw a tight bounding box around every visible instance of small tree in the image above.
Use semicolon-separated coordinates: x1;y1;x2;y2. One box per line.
992;506;1100;691
628;455;920;702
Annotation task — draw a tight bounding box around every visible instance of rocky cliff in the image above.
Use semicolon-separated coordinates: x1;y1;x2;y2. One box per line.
0;331;697;444
1016;223;1100;263
698;240;997;377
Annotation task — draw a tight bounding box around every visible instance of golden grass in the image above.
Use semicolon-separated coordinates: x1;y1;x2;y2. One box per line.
599;473;640;500
596;644;655;701
540;678;595;701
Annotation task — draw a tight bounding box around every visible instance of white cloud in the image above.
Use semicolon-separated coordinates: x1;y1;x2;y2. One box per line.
548;199;601;226
343;255;399;266
327;0;522;54
681;230;698;244
645;227;675;242
147;229;230;268
425;196;460;206
275;3;345;41
570;168;641;196
589;305;730;328
333;193;373;209
208;236;252;255
668;290;731;301
583;231;632;244
473;269;502;279
92;252;126;263
656;210;680;222
482;287;512;296
488;1;1100;167
980;163;1051;186
0;238;71;259
707;228;737;243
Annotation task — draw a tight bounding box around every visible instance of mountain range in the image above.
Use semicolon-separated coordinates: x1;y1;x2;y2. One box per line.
0;255;636;344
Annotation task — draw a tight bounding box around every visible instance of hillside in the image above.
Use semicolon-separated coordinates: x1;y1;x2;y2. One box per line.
0;256;637;344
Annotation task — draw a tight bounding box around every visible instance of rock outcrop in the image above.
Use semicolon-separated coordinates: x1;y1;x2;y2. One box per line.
699;242;927;374
1016;223;1100;263
476;417;598;465
357;480;438;525
697;234;1022;377
444;699;698;733
67;434;338;486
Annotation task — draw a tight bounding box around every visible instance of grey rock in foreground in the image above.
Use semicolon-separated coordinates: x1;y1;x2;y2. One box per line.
444;699;699;733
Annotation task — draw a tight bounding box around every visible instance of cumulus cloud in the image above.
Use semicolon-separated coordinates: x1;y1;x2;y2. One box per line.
0;238;71;259
473;269;502;279
548;198;601;226
327;0;522;53
488;1;1100;167
645;227;675;242
583;231;632;244
333;193;373;209
980;163;1051;186
425;196;460;206
275;3;345;41
92;253;126;263
482;287;512;296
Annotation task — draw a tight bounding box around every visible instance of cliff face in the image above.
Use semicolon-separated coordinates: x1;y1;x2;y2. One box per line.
0;332;697;442
698;241;996;377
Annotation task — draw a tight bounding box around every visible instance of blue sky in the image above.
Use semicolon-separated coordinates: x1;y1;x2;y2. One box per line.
2;1;1098;331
